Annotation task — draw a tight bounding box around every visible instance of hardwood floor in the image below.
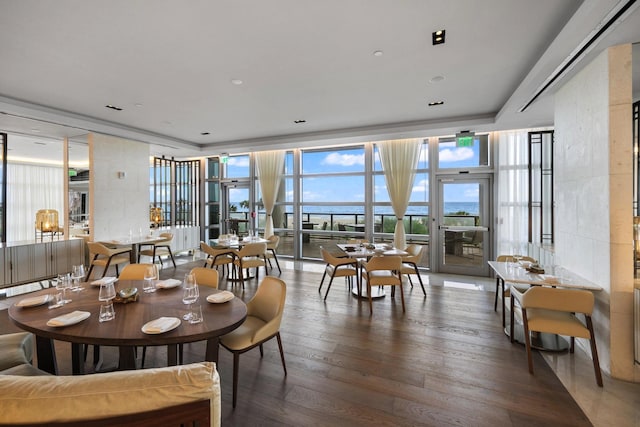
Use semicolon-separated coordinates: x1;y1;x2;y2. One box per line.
0;257;602;426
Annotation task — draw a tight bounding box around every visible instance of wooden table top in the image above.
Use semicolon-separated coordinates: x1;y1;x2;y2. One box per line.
8;280;247;348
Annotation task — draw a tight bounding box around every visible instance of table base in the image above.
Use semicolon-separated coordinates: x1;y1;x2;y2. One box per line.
505;322;569;352
351;284;386;299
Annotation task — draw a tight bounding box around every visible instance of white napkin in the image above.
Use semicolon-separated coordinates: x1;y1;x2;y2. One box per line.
91;276;117;286
47;311;90;327
207;291;235;303
144;317;179;333
16;294;50;307
155;278;181;289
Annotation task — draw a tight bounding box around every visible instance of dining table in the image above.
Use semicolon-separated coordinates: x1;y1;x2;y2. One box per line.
336;243;408;299
102;234;165;263
8;279;247;375
488;260;602;351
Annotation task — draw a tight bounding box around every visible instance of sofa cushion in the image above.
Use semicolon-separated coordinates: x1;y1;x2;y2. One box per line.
0;332;33;371
0;361;220;427
0;363;51;376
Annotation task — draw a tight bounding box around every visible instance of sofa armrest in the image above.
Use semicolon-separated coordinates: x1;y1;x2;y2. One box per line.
0;362;220;427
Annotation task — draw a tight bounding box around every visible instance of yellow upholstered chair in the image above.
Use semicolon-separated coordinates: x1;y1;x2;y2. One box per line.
200;241;235;278
118;263;155;281
401;244;426;295
86;242;131;279
510;285;603;386
495;255;537;327
219;276;287;408
265;235;281;273
318;246;357;300
137;232;176;268
189;267;219;288
360;256;403;315
232;242;267;288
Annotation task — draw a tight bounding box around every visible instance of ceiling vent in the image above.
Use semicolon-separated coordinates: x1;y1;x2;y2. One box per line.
519;0;638;112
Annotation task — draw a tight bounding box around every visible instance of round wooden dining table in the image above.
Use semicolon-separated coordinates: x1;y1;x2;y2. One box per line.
8;280;247;375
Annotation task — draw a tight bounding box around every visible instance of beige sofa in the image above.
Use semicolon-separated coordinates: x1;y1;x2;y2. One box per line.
0;334;221;427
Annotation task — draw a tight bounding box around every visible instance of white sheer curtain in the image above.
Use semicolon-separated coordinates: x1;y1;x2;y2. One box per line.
378;138;421;249
6;163;65;242
255;150;285;238
496;130;530;255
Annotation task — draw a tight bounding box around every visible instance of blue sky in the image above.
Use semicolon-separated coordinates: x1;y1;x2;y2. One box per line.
226;139;482;205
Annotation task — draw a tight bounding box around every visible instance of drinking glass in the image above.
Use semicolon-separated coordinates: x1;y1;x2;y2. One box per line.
57;273;72;304
71;264;86;291
182;273;199;321
98;281;116;302
99;302;115;322
143;265;158;293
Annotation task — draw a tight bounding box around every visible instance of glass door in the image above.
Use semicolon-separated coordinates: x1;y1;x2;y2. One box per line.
436;176;491;276
221;182;251;236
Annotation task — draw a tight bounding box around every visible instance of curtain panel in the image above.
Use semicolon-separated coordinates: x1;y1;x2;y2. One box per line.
496;130;530;255
7;163;65;242
255;150;285;238
378;138;421;249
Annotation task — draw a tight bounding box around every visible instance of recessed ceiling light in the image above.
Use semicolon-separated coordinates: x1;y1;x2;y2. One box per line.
134;103;143;107
105;104;123;111
200;132;210;135
429;75;445;83
428;101;444;106
372;50;383;57
231;79;243;85
294;119;306;124
432;29;446;45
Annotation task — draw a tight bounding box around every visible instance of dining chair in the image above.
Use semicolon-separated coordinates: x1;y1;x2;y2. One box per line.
265;235;282;274
189;267;219;288
118;263;155;281
86;242;131;279
495;255;537;327
510;285;603;386
318;246;358;300
232;242;267;288
401;244;426;296
219;276;287;408
200;241;235;278
137;232;176;268
360;255;403;315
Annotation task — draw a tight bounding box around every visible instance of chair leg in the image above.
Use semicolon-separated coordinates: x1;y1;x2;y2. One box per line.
276;332;287;376
168;248;176;268
399;283;405;312
413;266;426;296
319;270;327;292
510;295;516;343
494;277;500;311
586;316;603;387
501;279;507;328
368;282;373;315
522;309;534;374
271;250;281;273
324;275;336;301
102;259;113;278
232;352;240;408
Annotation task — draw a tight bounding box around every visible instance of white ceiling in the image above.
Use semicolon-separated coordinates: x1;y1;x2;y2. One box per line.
1;0;639;162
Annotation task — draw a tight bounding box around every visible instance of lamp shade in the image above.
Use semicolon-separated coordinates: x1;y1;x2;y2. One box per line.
150;207;163;225
35;209;58;232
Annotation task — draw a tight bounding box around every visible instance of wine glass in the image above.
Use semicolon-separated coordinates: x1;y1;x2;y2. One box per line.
98;281;116;302
56;273;71;304
71;264;85;291
182;273;199;321
143;264;158;293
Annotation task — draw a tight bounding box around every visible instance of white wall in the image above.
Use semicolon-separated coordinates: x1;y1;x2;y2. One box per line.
89;134;150;242
554;44;636;380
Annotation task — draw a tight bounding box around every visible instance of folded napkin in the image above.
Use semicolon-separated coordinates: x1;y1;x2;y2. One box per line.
155;278;181;289
16;294;51;307
144;317;179;333
47;311;90;327
207;291;235;303
91;276;117;286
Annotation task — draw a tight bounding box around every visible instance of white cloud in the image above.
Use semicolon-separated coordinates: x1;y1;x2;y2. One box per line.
412;178;428;193
439;147;474;162
322;152;364;166
228;156;250;167
464;187;479;198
